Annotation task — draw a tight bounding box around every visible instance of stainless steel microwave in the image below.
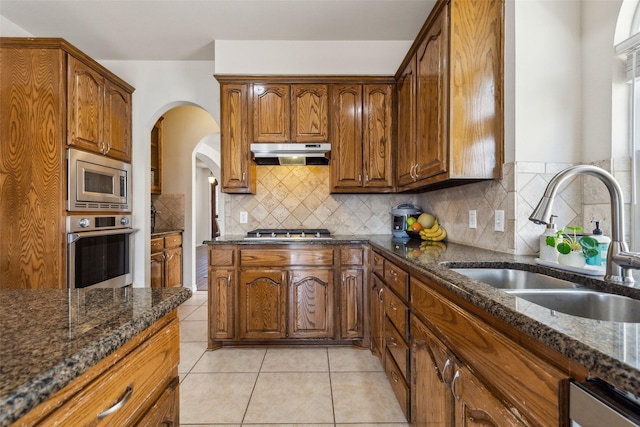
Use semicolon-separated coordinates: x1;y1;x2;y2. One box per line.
67;148;131;212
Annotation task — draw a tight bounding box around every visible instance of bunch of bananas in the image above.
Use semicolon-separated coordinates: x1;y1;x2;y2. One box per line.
419;219;447;242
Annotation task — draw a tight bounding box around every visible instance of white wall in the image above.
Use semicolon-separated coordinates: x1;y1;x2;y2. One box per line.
513;0;583;163
214;40;412;75
95;60;220;288
195;167;212;245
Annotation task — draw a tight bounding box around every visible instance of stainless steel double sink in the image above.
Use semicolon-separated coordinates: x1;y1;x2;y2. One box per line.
450;268;640;323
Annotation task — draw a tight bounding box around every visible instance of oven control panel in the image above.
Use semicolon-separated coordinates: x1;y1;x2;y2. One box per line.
67;215;133;233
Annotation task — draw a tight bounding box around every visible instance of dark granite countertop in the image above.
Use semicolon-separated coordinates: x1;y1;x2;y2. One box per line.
0;287;192;426
152;229;184;237
207;234;640;398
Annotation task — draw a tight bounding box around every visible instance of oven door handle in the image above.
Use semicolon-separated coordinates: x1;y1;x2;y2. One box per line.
68;228;138;244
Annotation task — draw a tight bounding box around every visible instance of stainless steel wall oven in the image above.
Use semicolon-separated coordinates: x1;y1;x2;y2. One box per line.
66;215;136;289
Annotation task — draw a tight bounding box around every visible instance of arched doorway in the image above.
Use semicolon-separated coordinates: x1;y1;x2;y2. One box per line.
151;104;220;291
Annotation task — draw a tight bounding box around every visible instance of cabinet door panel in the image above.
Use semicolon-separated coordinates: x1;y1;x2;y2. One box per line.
104;80;132;162
253;84;290;142
415;6;448;181
292;84;328;142
289;268;333;338
68;56;104;154
210;268;235;339
239;270;287;339
370;277;385;357
150;253;165;288
396;57;417;187
330;84;363;190
340;269;364;339
220;84;254;193
164;247;182;287
453;364;527;427
411;315;454;426
363;84;393;188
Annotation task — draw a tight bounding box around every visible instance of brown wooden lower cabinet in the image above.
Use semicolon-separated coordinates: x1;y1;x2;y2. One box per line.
410;275;571;426
150;232;183;288
17;312;180;426
208;244;367;349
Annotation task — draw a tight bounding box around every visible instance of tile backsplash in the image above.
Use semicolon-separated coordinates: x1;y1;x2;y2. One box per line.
152;193;185;232
222;158;632;256
224;166;416;235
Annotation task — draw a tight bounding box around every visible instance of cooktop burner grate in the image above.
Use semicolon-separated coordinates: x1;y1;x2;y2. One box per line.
244;228;332;240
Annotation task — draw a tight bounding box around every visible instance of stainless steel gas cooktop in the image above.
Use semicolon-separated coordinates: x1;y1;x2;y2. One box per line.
244;229;332;241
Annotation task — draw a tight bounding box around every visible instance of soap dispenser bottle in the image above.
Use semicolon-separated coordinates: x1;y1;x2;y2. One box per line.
586;220;611;267
539;215;559;262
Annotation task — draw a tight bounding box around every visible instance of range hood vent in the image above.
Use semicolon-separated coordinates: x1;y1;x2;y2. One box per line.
250;143;330;166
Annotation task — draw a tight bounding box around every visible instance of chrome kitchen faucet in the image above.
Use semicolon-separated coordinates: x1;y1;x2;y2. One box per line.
529;164;640;284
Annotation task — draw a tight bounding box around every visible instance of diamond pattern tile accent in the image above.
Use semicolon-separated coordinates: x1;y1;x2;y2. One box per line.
221;157;632;255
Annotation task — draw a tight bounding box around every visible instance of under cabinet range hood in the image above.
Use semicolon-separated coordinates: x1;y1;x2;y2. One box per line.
250;143;331;166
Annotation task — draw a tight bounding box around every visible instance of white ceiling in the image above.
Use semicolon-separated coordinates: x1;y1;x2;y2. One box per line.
0;0;435;61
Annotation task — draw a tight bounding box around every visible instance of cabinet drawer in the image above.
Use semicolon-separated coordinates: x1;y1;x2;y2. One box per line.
150;238;164;253
384;348;410;419
384;260;408;300
209;246;235;267
385;316;409;380
41;318;180;426
384;287;408;342
341;247;364;266
240;248;334;267
164;233;182;248
372;252;384;278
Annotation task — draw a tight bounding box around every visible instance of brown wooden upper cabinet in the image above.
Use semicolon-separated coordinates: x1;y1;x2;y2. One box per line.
215;76;392;195
253;83;329;143
0;38;134;289
151;117;163;194
68;56;132;162
395;0;504;192
219;82;255;194
330;84;394;193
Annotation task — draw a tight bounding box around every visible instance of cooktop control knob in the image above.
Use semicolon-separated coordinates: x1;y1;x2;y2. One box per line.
271;232;277;238
78;218;90;228
301;231;306;238
120;217;129;226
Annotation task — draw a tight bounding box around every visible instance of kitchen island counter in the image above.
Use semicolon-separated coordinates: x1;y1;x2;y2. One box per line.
0;286;192;426
207;235;640;398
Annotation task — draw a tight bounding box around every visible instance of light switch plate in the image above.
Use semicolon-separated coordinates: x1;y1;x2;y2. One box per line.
495;210;505;232
240;211;248;224
469;210;477;229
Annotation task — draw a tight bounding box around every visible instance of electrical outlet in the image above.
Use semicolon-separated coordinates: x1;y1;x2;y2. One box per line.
239;211;248;224
468;210;477;229
495;210;505;232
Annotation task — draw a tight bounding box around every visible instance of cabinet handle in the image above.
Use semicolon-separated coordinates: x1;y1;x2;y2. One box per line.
242;172;246;181
358;174;362;183
161;421;174;427
414;163;420;180
442;358;452;385
97;385;134;419
390;370;399;383
389;270;397;279
451;370;461;401
387;336;397;346
388;302;397;311
378;288;384;300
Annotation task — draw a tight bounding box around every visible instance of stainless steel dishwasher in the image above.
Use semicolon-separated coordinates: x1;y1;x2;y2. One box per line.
570;380;640;426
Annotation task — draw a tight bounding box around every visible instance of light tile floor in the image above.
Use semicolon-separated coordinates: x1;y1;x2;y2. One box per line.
178;291;410;426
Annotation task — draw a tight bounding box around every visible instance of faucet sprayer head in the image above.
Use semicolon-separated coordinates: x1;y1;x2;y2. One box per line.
529;196;554;225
